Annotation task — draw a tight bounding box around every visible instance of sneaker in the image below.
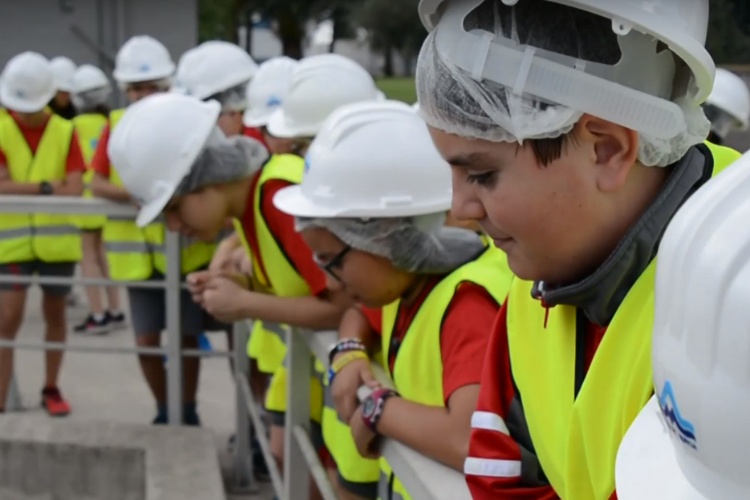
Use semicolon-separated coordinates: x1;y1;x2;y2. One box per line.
73;313;111;335
106;311;127;330
184;403;201;427
152;405;168;425
41;387;71;417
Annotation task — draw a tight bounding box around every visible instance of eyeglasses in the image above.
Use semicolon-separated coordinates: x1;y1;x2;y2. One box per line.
314;246;352;282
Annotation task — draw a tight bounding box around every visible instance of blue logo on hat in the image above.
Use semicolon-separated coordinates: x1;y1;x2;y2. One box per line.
138;63;151;73
266;95;282;107
15;90;25;99
659;380;697;450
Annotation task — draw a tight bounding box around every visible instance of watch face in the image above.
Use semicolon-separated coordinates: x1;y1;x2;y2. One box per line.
362;396;376;418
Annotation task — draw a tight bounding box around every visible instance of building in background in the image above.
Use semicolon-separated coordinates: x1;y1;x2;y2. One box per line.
0;0;198;106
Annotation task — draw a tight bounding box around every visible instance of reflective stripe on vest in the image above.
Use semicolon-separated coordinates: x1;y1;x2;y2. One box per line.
378;246;513;500
505;143;740;500
103;109;215;280
0;113;81;264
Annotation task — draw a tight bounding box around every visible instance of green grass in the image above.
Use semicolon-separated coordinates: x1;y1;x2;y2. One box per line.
376;77;417;104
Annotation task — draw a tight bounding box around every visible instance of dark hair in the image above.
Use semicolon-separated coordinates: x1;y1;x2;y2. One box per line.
92;103;111;118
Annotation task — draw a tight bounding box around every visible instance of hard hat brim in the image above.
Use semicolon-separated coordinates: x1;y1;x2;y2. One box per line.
273;185;338;218
266;109;317;139
615;396;709;500
0;86;56;113
243;108;271;128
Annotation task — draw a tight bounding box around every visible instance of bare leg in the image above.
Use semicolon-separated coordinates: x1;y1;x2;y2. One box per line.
42;292;67;387
0;289;27;409
80;231;104;315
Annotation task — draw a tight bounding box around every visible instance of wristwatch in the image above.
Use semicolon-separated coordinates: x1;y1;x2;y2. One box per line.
38;181;53;195
361;388;399;433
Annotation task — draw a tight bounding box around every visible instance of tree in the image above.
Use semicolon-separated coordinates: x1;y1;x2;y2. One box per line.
706;0;750;64
356;0;425;76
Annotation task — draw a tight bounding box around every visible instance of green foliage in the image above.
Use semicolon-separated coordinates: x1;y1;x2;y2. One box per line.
376;78;417;103
707;0;750;64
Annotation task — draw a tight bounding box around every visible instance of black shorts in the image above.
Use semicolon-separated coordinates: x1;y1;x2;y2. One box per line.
127;272;230;337
0;261;76;296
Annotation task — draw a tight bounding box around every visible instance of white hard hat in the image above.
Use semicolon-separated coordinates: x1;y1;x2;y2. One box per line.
174;41;258;101
113;35;175;84
615;151;750;499
50;56;76;92
72;64;110;94
274;100;451;218
108;93;221;227
266;54;382;139
705;68;750;134
0;52;56;113
243;56;298;127
418;0;713;139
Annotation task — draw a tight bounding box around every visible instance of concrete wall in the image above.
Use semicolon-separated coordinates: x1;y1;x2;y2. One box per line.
0;0;198;105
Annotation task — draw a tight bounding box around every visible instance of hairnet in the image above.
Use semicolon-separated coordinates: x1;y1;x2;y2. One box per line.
296;212;487;274
72;86;111;112
208;81;249;112
416;0;710;167
174;135;269;196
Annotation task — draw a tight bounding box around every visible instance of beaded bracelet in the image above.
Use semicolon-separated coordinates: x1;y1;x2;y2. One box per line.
327;338;367;366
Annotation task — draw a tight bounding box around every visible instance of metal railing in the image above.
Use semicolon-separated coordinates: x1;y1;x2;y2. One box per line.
0;196;253;493
0;195;472;499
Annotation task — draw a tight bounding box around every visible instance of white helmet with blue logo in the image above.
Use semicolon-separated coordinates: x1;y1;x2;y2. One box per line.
243;56;298;128
615;149;750;499
113;35;175;85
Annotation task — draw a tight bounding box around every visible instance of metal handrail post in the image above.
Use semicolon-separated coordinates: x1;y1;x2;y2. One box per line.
232;320;255;492
283;327;312;500
5;374;22;411
165;230;183;426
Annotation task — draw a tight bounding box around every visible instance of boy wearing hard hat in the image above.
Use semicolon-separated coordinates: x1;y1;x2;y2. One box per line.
703;68;750;147
174;40;259;139
106;52;381;480
70;64;124;334
415;0;740;499
90;36;220;426
274;100;513;500
0;52;86;416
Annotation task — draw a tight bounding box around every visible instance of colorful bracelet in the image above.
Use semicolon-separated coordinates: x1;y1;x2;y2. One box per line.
327;338;367;366
327;351;369;385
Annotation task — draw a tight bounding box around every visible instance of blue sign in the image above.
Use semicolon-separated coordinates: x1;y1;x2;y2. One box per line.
659;381;697;449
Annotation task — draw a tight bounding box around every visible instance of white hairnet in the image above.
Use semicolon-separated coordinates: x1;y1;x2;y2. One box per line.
175;136;268;196
208;81;249;112
416;0;710;167
296;213;487;274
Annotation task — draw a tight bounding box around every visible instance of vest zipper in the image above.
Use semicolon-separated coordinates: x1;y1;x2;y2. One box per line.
388;471;395;500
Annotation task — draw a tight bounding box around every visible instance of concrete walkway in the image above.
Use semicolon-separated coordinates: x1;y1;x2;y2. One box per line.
4;285;273;500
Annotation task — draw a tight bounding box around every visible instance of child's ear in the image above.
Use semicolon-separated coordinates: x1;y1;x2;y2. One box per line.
575;114;639;193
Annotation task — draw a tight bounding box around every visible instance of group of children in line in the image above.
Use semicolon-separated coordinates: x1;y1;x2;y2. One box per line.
3;0;750;498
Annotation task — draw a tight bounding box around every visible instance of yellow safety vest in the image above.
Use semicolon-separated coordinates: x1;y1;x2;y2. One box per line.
102;109;215;281
505;142;739;500
238;154;309;374
73;113;108;229
378;246;513;500
0;113;81;264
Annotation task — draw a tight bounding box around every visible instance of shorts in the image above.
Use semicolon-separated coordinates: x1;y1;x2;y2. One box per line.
127;272;230;337
0;261;76;296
